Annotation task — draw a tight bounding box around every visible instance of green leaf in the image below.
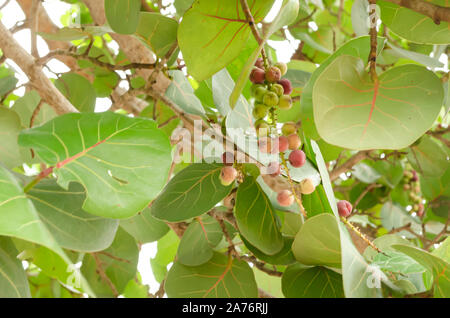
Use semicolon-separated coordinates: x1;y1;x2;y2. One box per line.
407;135;449;177
11;91;56;127
352;162;382;184
27;179;119;252
241;235;296;265
282;264;344;298
19;112;172;219
38;26;111;41
393;244;450;298
0;166;95;296
313;55;444;150
177;215;223;266
165;70;206;116
165;252;258;298
363;233;412;262
0;165;64;258
253;268;283;298
0;237;30;298
151;164;233;222
55;73;97;113
234;177;283;255
351;0;369;36
230;0;299;108
122;279;148;298
300;36;385;139
150;230;179;283
372;251;426;275
380;202;422;239
0;108;30;169
385;44;444;69
135;12;178;57
310;140;388;297
177;0;275;81
104;0;141;35
379;0;450;44
432;237;449;263
292;213;341;267
0;75;18;97
120;206;169;244
212;68;235;116
81;228;139;297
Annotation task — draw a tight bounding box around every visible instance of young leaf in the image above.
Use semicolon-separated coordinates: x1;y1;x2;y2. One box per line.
19;112;172;219
152;163;233;222
234;177;284;255
313;55;444;150
165;252;258;297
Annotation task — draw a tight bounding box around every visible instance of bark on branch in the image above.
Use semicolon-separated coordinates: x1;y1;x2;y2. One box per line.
329;151;372;181
384;0;450;24
0;20;78;114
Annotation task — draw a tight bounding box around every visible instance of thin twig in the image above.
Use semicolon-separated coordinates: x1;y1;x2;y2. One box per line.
368;0;378;82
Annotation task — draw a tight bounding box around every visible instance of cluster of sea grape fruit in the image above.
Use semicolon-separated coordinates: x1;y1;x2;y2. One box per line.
218;58;317;208
250;58;293;136
403;167;424;217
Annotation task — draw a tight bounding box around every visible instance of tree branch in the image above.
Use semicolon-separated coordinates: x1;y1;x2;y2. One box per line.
329;151;372;181
0;20;78;114
384;0;450;24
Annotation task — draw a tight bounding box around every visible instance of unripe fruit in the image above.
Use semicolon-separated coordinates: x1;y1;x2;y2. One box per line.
263;91;279;107
253;86;268;102
417;203;424;217
278;136;289;153
255;58;264;69
278;95;292;110
287;134;301;150
222;152;234;166
251;84;264;96
268;161;281;177
337;200;352;217
403;184;411;191
250;67;265;84
282;122;297;136
278;78;293;95
414;185;421;194
220;166;237;186
253;104;269;119
274;62;287;76
404;170;413;179
300;178;315;194
288;149;306;168
255;119;270;136
265;66;281;83
277;190;294;207
270;84;284;97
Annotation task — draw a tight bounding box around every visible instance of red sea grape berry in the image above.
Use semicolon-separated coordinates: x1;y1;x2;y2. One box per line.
222;152;234;166
220;166;238;186
252;104;269;119
417;203;425;217
337;200;353;217
250;68;265;84
411;170;418;182
265;66;281;83
278;78;293;95
278;136;289;153
277;190;294;207
288;149;306;168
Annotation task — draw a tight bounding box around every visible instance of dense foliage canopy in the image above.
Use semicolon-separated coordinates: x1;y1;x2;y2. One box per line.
0;0;448;298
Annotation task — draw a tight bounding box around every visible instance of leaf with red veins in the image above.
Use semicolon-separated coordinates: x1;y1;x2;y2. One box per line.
313;55;444;150
178;0;275;81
